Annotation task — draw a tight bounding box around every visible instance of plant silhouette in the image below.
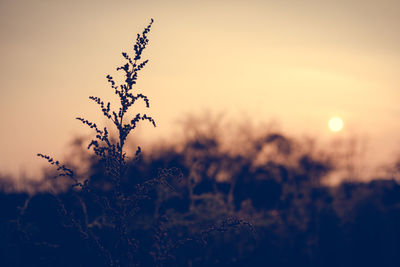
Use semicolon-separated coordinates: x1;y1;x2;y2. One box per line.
39;18;155;189
35;19;250;267
36;19;180;267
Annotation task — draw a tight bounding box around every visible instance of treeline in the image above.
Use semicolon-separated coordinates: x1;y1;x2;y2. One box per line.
1;121;400;267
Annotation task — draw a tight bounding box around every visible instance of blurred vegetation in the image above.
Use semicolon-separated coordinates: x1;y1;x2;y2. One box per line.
1;115;400;267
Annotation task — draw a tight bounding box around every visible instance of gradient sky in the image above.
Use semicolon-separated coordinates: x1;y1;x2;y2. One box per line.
1;0;399;179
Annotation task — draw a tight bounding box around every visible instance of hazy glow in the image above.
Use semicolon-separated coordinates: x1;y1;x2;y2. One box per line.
0;0;400;178
329;117;344;132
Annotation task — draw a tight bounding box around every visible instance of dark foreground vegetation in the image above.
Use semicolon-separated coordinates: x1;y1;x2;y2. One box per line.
1;20;400;267
2;125;400;267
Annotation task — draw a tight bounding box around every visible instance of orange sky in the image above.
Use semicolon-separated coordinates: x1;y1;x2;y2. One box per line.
1;0;399;179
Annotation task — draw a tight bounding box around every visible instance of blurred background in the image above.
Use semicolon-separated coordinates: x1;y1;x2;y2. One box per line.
1;0;400;184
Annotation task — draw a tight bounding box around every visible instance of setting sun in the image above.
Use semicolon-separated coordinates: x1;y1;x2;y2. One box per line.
329;117;344;132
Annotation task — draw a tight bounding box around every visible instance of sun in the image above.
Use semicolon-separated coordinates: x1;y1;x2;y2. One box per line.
328;117;343;132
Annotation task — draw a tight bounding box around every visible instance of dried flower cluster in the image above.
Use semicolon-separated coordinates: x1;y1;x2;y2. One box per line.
37;19;166;267
39;19;156;189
